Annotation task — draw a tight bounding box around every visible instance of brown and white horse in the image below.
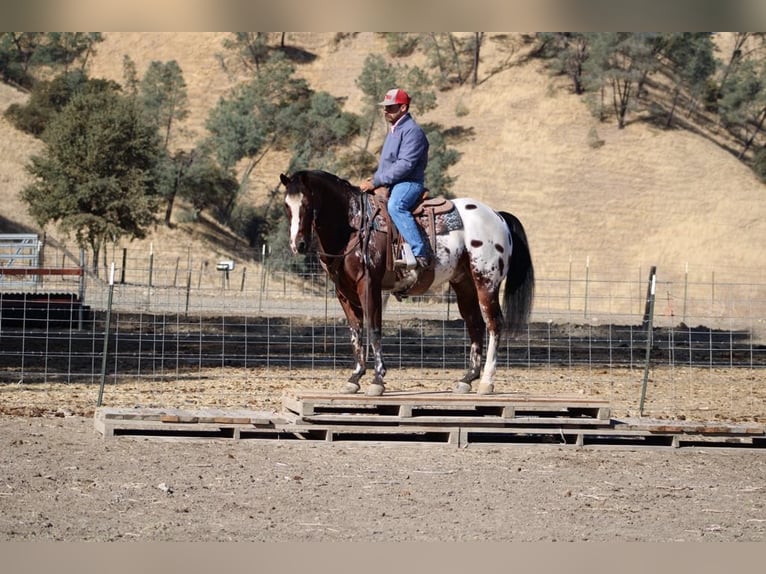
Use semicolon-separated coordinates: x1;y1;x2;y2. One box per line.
280;170;534;396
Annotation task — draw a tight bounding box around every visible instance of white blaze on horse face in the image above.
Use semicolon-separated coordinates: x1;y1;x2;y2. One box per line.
285;194;303;254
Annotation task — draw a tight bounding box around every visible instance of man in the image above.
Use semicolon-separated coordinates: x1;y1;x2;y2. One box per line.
359;88;431;269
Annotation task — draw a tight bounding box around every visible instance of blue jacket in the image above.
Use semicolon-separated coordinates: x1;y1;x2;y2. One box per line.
372;113;429;188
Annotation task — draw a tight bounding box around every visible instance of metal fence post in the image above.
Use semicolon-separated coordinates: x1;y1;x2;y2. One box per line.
639;267;657;416
97;263;115;407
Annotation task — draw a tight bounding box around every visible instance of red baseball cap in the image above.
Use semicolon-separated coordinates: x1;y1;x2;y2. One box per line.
379;88;411;106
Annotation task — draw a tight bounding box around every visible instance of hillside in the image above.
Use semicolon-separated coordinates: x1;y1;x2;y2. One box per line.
1;32;765;289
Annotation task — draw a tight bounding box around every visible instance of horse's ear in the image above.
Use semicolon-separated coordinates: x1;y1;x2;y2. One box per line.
279;173;290;187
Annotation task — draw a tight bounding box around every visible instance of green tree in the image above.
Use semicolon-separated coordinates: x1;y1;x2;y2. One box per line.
140;60;189;149
138;60;191;224
0;32;45;87
3;71;119;137
21;88;162;273
34;32;103;74
176;150;239;219
205;51;312;219
287;91;362;174
717;33;766;98
584;33;661;128
535;33;591;94
471;32;485;87
0;32;103;88
418;33;477;89
422;124;461;196
222;32;272;72
719;57;766;159
355;53;399;152
660;33;716;127
383;33;419;57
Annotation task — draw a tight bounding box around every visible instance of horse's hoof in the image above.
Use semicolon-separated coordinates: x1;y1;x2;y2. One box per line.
366;383;385;396
477;383;495;395
341;382;360;394
453;382;472;394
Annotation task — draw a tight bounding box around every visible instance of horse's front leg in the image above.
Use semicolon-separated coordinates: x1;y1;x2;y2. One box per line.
361;281;387;396
366;323;386;396
337;291;366;394
344;325;367;391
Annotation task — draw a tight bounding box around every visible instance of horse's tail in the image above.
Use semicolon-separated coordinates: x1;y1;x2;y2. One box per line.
498;211;535;337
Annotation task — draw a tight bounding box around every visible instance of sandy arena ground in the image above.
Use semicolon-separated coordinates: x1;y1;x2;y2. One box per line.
2;365;766;542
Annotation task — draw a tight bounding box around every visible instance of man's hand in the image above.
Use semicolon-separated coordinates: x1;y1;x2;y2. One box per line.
359;178;375;192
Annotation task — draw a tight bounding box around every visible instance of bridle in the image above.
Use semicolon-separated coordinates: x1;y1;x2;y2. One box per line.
304;191;368;281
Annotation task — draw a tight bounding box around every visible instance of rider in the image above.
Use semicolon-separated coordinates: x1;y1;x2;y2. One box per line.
359;88;431;270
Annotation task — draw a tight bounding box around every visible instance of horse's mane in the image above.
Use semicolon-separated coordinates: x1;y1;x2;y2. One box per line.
298;170;360;196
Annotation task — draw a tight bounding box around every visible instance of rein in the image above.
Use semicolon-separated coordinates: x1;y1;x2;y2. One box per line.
312;192;369;279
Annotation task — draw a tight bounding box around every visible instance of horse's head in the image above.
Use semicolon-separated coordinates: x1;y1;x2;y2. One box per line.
281;172;316;255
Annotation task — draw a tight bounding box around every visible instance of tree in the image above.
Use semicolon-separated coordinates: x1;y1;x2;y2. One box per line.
355;53;399;152
584;33;661;128
222;32;275;73
421;124;461;196
418;33;477;89
719;57;766;159
660;33;716;127
717;33;766;98
176;150;239;219
3;71;119;137
137;60;191;224
471;32;485;87
0;32;45;87
34;33;103;74
535;33;591;94
205;52;313;229
286;91;362;174
21;88;162;272
0;32;103;88
140;60;189;149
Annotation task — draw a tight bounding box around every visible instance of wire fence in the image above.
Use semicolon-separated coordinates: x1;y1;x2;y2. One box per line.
1;243;765;419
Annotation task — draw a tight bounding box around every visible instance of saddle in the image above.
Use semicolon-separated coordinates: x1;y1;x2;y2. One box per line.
366;187;457;295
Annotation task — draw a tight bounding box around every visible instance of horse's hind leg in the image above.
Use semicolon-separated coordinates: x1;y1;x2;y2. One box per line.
449;276;485;394
475;287;505;395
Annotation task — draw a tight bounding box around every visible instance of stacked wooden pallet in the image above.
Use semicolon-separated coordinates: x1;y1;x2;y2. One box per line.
93;391;766;449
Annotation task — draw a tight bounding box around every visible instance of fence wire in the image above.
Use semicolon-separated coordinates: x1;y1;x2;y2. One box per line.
1;246;765;419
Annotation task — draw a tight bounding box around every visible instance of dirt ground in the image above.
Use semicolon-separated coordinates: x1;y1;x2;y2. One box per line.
2;366;766;542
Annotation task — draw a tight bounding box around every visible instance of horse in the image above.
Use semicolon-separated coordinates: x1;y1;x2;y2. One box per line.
280;169;534;396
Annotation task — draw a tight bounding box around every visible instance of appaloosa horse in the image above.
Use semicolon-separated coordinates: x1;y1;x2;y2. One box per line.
280;170;534;396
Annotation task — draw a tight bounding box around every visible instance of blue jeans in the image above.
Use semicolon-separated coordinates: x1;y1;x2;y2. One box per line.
388;181;429;258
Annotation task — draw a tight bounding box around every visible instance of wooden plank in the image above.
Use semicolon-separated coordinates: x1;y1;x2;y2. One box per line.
0;267;82;276
285;389;611;409
96;407;273;426
283;390;611;423
613;419;765;437
299;413;612;427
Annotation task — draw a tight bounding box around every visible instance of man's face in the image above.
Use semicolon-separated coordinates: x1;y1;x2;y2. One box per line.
383;103;407;124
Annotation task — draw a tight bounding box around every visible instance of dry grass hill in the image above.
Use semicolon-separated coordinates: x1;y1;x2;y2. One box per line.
1;32;765;292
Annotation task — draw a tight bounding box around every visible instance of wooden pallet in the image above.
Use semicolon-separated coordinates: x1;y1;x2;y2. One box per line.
282;390;612;425
94;407;283;439
93;392;766;450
